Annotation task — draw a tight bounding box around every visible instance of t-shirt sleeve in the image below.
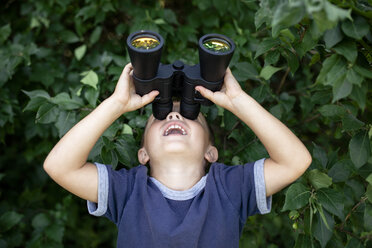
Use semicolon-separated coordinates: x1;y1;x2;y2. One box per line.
217;158;271;221
87;163;134;225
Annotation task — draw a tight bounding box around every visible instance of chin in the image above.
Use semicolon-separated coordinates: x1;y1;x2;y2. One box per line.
162;142;189;153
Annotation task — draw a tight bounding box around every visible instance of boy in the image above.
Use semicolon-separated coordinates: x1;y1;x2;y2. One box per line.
44;63;312;247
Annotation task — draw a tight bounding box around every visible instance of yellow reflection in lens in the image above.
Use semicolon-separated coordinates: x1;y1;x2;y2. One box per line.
203;39;230;53
131;37;160;50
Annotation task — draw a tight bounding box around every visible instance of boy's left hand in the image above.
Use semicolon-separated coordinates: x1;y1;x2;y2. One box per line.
195;68;245;113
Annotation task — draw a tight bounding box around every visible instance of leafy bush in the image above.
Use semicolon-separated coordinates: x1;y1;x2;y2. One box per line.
0;0;371;247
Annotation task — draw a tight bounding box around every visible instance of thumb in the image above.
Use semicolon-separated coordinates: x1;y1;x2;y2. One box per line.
141;90;159;106
195;86;214;102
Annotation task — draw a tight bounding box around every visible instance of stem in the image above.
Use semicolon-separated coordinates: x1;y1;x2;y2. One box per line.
276;67;290;95
304;114;321;123
340;196;367;230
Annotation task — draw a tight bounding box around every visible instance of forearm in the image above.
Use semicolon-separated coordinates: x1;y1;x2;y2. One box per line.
230;93;311;172
44;96;125;174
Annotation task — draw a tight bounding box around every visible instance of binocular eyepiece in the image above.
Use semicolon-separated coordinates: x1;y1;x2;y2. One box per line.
126;30;235;120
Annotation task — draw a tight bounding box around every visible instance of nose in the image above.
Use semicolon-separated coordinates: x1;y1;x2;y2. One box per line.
166;112;183;121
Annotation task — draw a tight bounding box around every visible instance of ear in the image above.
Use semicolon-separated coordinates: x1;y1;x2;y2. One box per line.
138;147;150;165
204;145;218;163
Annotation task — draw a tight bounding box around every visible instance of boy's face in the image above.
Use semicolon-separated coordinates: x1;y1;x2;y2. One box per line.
138;103;218;166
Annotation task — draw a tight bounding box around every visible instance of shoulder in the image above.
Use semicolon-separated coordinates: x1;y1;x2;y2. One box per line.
209;161;256;174
95;163;148;181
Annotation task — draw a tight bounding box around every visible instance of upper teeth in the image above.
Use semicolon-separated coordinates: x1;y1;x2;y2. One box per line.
164;124;187;136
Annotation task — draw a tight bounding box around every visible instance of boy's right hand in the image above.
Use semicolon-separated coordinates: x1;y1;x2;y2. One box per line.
195;67;246;114
111;63;159;114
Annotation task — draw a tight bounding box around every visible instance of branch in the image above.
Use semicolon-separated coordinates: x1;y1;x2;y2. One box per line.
276;67;290;95
340;196;367;230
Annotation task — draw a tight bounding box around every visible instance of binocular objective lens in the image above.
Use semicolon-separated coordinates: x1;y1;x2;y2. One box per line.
131;35;160;50
202;38;230;53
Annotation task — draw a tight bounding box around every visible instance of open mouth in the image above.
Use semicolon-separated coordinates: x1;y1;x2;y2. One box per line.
163;124;187;136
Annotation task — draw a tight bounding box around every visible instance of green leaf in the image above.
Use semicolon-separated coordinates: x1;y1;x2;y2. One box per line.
316;54;346;85
318;104;346;118
333;40;357;63
50;92;83;110
22;90;50;99
342;114;364;131
260;65;282;80
23;97;48;112
122;124;133;135
332;75;352;102
341;16;370;40
101;145;118;167
115;138;133;166
55;111;76;137
349;84;367;111
324;1;352;22
254;39;280;59
264;50;280;65
345;238;364;248
323;25;343;48
354;64;372;79
328;160;353;183
364;202;372;229
45;224;64;243
346;68;364;87
313;210;334;248
349;131;371;169
317;188;344;219
282;50;299;74
233;62;258;81
295;29;318;58
308;169;332;190
0;24;11;44
59;30;80;43
313;143;328;168
80;70;98;89
366;174;372;185
282;183;311;211
90;26;102;45
32;213;50;228
84;87;99;107
294;234;312;248
312;11;337;34
272;2;305;37
74;44;87;61
36;102;59;124
0;211;23;232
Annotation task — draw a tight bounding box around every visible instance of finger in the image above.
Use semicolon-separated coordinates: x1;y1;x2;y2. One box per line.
141;90;159;106
195;86;214;101
119;63;133;84
224;67;235;83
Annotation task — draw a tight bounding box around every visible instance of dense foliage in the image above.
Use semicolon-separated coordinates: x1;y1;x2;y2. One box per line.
0;0;371;247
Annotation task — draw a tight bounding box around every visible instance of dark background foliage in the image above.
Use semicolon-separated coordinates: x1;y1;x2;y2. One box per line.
0;0;371;247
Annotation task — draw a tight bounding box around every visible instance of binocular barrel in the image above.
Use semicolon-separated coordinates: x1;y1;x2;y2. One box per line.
126;30;235;120
127;31;164;80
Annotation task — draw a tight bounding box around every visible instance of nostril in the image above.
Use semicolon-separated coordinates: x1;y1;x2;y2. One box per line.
169;115;173;120
176;114;180;119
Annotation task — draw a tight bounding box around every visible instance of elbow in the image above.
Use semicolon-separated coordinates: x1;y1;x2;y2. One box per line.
43;155;61;179
303;150;312;170
289;149;312;180
43;157;54;177
297;150;312;176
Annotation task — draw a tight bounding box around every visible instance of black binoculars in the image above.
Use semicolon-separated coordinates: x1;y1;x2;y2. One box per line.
126;30;235;120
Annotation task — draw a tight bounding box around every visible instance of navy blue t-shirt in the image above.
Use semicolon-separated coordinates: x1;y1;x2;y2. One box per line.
88;159;271;248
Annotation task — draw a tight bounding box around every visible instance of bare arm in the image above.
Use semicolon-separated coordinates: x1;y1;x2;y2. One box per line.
196;68;312;196
43;64;158;202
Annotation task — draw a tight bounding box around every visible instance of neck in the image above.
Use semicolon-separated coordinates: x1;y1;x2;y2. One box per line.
149;157;205;191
